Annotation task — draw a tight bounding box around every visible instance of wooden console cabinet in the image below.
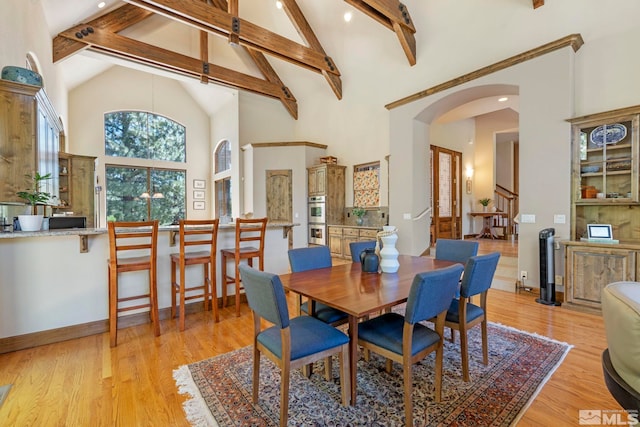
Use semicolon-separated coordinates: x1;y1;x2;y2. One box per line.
563;240;638;312
564;105;640;312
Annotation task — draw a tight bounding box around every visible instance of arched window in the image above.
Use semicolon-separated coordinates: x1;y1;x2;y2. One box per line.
104;111;186;224
214;140;232;220
215;140;231;173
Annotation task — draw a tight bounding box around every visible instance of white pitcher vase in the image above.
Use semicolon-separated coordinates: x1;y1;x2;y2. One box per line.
378;226;399;273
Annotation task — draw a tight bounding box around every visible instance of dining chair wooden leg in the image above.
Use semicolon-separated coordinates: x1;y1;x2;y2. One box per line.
280;359;291;427
481;319;489;365
460;325;470;382
434;342;444;402
252;346;260;403
403;358;414;427
302;363;313;378
385;358;393;373
324;357;332;381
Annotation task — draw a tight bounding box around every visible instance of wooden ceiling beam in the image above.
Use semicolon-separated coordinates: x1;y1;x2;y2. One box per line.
279;0;342;99
533;0;545;9
245;48;298;119
53;4;153;63
56;26;297;115
345;0;416;65
123;0;341;79
210;0;298;117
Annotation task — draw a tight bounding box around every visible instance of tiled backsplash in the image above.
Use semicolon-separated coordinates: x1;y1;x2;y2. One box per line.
344;206;389;227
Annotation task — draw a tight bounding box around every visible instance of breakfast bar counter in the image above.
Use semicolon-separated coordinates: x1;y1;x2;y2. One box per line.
0;222;297;352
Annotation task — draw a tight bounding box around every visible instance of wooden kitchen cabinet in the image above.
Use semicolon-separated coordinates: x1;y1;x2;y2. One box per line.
328;226;343;257
307;164;345;225
0;79;61;204
55;154;96;227
328;225;380;259
564;241;637;312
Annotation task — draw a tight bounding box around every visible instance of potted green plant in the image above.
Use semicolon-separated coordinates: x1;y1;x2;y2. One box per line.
479;198;491;212
16;172;52;231
352;207;366;226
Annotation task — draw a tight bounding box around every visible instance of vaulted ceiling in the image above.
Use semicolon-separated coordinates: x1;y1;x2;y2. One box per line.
48;0;543;119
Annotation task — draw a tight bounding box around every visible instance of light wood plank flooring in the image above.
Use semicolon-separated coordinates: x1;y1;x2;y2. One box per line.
0;243;620;426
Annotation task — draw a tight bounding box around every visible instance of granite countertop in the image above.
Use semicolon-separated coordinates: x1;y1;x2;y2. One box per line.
0;222;299;239
327;224;382;230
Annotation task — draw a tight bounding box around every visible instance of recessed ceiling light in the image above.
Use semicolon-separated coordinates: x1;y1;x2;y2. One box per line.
344;11;353;22
498;97;508;102
98;1;106;8
276;1;283;9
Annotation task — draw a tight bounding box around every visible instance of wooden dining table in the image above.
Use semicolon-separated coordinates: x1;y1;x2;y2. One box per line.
279;254;457;405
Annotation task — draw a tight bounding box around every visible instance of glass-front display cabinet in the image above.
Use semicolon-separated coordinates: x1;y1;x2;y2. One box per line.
569;106;640;241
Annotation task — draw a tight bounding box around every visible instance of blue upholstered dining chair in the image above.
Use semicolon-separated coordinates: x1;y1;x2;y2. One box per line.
288;246;348;325
435;238;479;264
435;238;480;325
288;245;349;379
348;240;377;263
239;264;350;427
445;252;501;382
357;263;464;427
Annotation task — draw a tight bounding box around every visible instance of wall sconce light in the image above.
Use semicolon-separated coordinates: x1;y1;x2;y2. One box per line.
466;167;473;194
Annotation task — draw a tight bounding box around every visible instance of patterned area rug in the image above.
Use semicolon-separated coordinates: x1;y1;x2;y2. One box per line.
174;323;571;426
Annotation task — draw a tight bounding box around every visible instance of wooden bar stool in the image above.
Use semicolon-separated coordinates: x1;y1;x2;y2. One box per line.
220;217;268;317
170;219;220;331
107;220;160;347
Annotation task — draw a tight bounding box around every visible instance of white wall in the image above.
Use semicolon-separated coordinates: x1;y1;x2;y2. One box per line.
389;49;573;289
68;67;213;224
242;144;326;248
0;0;68;137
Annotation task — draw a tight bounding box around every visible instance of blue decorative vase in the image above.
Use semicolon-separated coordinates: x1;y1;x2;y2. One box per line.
1;66;43;87
360;248;379;273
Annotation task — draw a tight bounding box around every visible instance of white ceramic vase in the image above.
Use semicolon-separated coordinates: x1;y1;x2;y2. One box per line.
379;226;399;273
18;214;44;231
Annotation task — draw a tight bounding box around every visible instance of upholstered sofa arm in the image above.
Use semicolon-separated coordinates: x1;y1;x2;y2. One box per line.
602;281;640;394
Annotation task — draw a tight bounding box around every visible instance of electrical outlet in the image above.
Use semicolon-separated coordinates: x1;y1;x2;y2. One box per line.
520;271;528;280
555;275;563;285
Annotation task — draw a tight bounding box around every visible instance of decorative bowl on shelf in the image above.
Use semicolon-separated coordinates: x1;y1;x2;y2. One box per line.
590;123;627;146
1;66;43;87
580;165;600;173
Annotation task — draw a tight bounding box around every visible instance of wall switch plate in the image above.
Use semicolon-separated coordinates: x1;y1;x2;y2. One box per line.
521;214;535;223
403;213;411;220
554;214;566;224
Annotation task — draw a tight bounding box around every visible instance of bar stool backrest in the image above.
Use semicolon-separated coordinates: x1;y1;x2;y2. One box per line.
178;219;219;255
108;220;159;269
233;218;268;257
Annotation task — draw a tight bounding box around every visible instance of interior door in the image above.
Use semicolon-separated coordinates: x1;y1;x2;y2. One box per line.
266;170;293;246
431;146;462;245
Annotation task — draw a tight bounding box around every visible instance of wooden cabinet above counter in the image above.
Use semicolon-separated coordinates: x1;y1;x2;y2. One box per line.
328;225;379;259
0;79;62;203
